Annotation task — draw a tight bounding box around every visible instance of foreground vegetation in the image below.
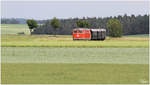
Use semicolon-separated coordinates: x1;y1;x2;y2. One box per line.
2;34;149;48
2;47;149;64
2;63;148;84
2;47;149;83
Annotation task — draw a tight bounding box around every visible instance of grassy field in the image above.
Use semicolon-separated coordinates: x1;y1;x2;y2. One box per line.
2;47;149;64
1;24;30;34
2;63;148;84
1;34;149;48
1;47;149;84
1;24;149;84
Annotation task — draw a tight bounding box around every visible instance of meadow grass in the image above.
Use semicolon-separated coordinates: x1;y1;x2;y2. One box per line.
1;47;149;83
2;47;149;64
1;24;30;34
1;34;149;48
2;63;149;84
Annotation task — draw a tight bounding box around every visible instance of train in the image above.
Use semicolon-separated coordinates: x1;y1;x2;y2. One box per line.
73;28;106;40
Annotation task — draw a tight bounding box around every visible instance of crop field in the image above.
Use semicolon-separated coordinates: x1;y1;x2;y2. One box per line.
1;47;149;83
1;34;149;48
2;63;149;84
1;24;149;84
1;24;30;34
2;47;149;64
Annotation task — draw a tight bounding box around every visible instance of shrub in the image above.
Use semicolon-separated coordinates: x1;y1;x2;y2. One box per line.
107;19;122;37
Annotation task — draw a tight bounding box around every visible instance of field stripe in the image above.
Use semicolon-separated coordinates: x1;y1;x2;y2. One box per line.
2;47;149;64
2;63;149;84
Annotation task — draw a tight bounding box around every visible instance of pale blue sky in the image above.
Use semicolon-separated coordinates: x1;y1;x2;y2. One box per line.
1;1;149;20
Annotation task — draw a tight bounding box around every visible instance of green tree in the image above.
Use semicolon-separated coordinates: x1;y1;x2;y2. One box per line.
26;19;38;34
76;20;90;28
107;19;122;37
50;17;60;36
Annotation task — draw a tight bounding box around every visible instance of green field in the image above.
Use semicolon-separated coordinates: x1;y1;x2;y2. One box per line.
2;47;149;64
2;63;148;84
1;24;29;34
1;24;149;84
1;34;149;48
2;47;149;83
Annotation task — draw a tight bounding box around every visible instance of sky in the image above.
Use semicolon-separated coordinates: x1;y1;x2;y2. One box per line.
1;1;149;20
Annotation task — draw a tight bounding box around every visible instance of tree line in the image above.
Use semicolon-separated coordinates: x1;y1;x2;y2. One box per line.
32;14;149;35
2;14;149;35
1;18;27;24
27;18;122;37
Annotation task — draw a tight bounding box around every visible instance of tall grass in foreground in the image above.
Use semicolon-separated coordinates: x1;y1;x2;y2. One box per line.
2;63;148;84
2;47;149;64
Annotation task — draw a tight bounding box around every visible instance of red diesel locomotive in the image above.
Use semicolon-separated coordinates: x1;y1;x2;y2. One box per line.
73;28;106;40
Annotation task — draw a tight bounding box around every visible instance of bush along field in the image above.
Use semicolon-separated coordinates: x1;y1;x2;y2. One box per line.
1;24;149;84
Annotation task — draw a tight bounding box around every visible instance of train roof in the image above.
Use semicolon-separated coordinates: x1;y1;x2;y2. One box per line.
74;28;106;31
91;29;106;31
73;28;90;30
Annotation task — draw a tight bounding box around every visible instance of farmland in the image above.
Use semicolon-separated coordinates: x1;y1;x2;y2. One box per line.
1;24;30;35
1;24;149;84
2;47;149;64
2;63;148;84
1;34;149;48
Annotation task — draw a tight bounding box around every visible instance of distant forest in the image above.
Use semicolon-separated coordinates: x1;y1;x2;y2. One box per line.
1;14;149;35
